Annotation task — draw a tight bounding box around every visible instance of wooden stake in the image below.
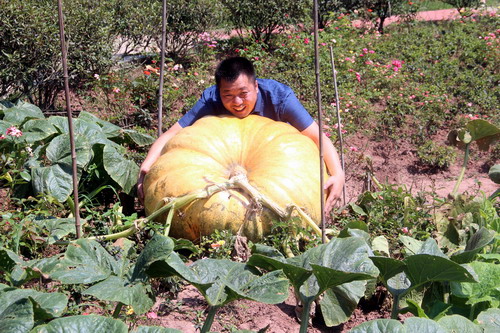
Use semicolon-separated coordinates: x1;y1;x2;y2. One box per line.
157;0;168;137
57;0;81;239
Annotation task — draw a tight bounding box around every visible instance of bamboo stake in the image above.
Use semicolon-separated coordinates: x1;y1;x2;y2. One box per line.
57;0;81;239
313;0;326;244
329;46;346;206
157;0;167;137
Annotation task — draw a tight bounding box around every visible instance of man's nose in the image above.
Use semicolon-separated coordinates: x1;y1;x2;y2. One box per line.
233;96;243;104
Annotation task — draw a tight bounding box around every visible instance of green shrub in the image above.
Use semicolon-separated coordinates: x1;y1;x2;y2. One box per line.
0;0;115;109
417;140;457;170
220;0;310;46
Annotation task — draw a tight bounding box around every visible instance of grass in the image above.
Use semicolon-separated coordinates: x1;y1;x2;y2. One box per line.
419;0;500;11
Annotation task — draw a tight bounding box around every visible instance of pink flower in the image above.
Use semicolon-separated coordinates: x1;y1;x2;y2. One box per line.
304;38;310;44
254;57;259;61
6;126;22;137
146;312;158;319
0;134;5;140
112;87;120;93
401;227;409;234
93;74;100;80
355;72;361;82
392;60;403;68
194;72;199;76
362;48;368;53
349;146;358;152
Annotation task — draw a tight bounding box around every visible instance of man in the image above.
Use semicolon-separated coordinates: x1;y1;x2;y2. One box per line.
137;56;344;214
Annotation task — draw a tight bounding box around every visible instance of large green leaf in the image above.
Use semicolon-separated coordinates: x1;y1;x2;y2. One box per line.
0;249;61;286
404;254;477;286
437;314;481;333
132;234;175;281
123;128;155;146
404;317;447;332
103;145;139;193
33;218;87;244
3;102;44;125
46;133;92;168
0;298;34;333
0;285;67;320
158;253;289;307
349;319;405;333
477;308;500;333
83;276;154;315
31;315;128;333
78;111;121;138
49;239;120;284
320;281;366;327
22;118;58;143
31;164;73;202
450;261;500;307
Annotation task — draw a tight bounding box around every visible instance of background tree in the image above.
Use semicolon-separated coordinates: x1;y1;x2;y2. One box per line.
220;0;310;46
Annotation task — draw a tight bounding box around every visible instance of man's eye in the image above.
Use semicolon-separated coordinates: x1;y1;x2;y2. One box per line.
240;93;248;97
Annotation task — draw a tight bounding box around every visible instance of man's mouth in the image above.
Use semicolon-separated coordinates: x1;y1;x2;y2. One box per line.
233;105;246;112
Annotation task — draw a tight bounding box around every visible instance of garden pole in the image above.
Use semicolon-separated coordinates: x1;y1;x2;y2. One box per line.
157;0;168;137
57;0;81;238
328;46;346;206
313;0;326;244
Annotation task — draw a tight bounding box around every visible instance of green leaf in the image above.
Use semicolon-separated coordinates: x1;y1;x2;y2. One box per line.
123;129;155;146
103;145;139;194
0;286;67;320
22;118;58;143
465;119;500;151
34;218;87;244
31;314;128;333
404;299;429;319
489;164;500;184
405;254;477;286
78;111;121;138
349;319;405;333
387;272;412;298
451;227;496;264
31;164;73;202
49;239;119;284
404;317;446;332
320;281;366;327
159;254;289;307
437;314;481;332
371;236;390;257
46;133;92;168
399;235;423;255
3;102;44;125
83;276;153;315
0;298;34;333
350;203;367;216
450;261;500;307
133;234;175;281
477;308;500;333
0;250;61;286
370;256;406;283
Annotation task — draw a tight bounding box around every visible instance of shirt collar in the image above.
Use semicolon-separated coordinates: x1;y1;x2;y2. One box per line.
252;85;264;115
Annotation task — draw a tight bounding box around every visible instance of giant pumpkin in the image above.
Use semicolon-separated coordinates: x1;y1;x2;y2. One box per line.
143;115;325;242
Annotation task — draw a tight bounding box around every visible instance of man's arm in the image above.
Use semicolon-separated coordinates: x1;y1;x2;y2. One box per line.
301;122;345;215
137;122;183;203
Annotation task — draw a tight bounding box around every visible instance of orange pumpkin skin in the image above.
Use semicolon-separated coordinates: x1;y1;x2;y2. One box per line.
144;115;324;242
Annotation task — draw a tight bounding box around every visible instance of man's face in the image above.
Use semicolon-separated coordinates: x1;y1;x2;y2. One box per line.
219;74;258;118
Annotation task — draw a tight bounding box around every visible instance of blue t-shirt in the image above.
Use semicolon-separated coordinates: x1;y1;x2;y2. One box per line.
177;78;314;132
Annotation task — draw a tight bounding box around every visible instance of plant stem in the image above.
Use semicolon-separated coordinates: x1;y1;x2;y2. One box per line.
200;306;219;333
451;143;470;197
299;300;312;333
391;294;400;319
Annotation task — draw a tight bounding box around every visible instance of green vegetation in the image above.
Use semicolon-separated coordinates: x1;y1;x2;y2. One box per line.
0;2;498;332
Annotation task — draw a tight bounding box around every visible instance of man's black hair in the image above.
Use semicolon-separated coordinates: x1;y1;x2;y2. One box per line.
215;57;256;87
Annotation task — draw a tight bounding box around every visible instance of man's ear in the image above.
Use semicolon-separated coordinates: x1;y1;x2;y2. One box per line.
254;80;258;92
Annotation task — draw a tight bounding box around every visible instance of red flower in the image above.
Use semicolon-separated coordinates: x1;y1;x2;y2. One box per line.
143;70;151;76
